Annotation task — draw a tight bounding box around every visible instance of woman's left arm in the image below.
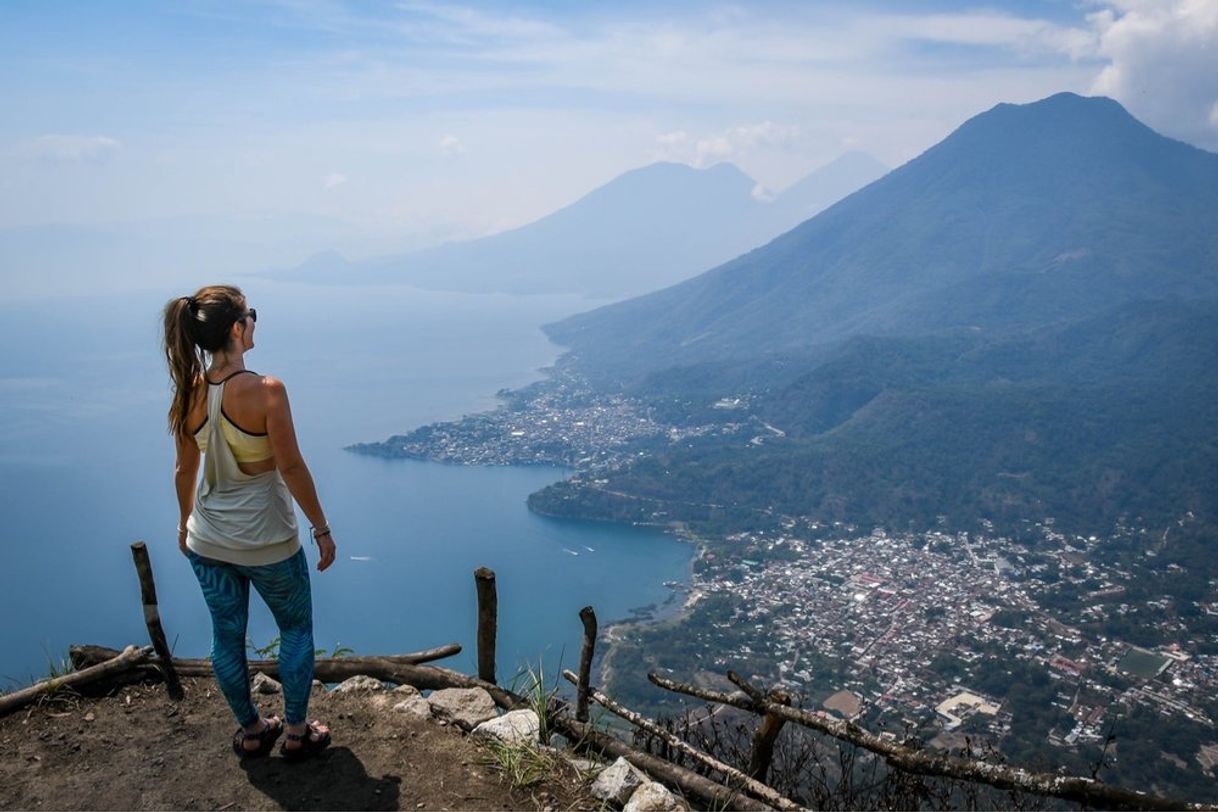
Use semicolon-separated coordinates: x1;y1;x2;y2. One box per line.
174;431;201;554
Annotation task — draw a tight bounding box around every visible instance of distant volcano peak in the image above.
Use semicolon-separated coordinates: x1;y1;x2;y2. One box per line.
546;92;1218;377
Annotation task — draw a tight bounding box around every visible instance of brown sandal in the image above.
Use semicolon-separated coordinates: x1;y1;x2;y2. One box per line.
280;722;331;761
231;717;283;758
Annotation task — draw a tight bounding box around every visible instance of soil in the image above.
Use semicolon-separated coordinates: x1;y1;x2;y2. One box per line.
0;677;598;811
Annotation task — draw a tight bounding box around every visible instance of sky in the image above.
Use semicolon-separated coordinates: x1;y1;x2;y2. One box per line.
1;0;1217;256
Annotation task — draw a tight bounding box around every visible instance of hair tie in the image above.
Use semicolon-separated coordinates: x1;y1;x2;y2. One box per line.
181;295;198;313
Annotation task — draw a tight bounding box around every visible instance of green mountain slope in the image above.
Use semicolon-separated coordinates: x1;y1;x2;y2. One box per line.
532;299;1218;532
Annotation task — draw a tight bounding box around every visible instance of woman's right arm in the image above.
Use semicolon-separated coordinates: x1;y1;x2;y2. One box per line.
264;376;336;572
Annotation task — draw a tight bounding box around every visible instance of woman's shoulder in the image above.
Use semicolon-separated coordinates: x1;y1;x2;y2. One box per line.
230;372;289;404
252;373;286;393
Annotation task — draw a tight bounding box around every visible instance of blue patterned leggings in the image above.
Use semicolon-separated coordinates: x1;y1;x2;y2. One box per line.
187;549;314;726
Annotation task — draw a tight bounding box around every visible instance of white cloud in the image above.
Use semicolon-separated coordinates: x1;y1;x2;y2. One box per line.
721;122;800;151
393;1;565;42
439;134;465;155
695;135;732;164
1086;0;1218;147
750;182;775;202
26;134;121;163
263;4;1097;114
655;121;801;167
877;11;1098;59
19;1;1218;239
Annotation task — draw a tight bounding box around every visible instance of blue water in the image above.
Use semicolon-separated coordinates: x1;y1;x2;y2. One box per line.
0;282;692;688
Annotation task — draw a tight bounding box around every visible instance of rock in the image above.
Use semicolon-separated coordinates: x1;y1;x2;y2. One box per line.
568;757;603;774
251;672;281;695
391;695;432;721
590;757;648;805
371;683;420;709
311;680;327;694
624;782;687;812
472;709;540;745
427;687;497;731
332;675;385;694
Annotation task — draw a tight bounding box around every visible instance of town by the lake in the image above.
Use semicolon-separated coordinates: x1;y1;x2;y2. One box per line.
352;376;1218;789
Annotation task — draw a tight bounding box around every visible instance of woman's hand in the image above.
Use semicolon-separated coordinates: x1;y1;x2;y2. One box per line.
178;527;189;556
316;533;336;572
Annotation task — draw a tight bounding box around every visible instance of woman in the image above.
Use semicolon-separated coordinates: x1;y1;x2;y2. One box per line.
163;284;337;760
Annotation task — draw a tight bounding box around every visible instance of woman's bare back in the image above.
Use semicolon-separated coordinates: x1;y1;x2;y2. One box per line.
186;371;277;476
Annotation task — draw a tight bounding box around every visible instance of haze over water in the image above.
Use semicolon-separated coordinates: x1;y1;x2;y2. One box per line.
0;281;693;687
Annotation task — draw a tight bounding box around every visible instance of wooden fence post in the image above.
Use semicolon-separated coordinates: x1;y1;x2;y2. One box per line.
748;688;791;783
474;567;498;684
129;541;184;700
576;605;597;722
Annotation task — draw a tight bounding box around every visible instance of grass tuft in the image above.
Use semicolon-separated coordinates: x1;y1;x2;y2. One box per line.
478;736;569;790
39;642;75;682
44;655;74;681
510;657;566;745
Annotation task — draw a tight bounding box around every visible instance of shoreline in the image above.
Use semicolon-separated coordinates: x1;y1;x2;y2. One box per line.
345;445;706;700
345;370;712;699
594;523;709;697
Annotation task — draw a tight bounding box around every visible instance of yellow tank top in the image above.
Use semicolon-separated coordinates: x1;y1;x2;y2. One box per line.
192;371;274;463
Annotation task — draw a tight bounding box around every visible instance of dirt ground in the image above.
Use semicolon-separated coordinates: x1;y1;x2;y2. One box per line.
0;677;598;811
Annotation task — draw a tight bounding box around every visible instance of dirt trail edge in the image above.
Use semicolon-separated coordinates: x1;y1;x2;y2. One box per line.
0;677;596;811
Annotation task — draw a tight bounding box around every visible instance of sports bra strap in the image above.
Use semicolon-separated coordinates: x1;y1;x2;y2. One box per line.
206;369;258;386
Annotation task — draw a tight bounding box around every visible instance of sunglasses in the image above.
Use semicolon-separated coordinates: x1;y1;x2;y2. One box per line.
242;308;257;324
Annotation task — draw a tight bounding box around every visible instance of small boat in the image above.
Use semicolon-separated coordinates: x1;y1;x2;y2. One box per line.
562;548;580;556
349;555;373;561
584;546;596;552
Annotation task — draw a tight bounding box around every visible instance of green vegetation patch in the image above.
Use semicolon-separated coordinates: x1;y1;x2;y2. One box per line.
1117;647;1171;679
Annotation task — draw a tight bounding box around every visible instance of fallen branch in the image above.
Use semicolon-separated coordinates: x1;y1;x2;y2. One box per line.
551;713;773;811
0;646;153;717
71;643;461;680
71;643;523;710
649;671;1218;812
561;669;800;811
374;661;770;810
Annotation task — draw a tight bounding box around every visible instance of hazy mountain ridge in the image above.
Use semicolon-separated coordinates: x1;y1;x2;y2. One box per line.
545;93;1218;378
277;153;887;298
0;214;375;299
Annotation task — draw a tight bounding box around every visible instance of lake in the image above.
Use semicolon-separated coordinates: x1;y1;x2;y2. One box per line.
0;281;692;689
